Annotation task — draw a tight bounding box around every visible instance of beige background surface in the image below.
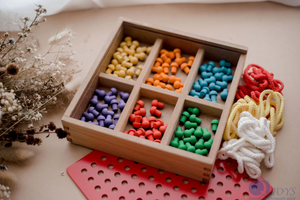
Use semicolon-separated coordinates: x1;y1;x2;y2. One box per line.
9;2;300;199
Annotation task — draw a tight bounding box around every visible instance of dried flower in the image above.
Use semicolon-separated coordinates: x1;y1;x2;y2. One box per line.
26;135;34;145
55;128;67;139
6;63;19;75
8;38;15;45
48;122;56;131
8;131;17;141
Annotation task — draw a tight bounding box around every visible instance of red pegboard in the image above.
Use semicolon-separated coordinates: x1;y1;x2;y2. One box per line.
67;150;273;200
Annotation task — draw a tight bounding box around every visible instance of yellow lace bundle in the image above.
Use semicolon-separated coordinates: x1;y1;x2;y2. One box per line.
223;90;285;141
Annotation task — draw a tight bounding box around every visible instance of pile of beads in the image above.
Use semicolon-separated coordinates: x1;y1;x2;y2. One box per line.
146;48;194;93
169;107;219;156
124;99;167;143
190;60;233;102
105;36;152;80
80;87;130;130
236;64;284;102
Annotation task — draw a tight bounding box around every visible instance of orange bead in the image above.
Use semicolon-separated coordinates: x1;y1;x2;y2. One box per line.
161;54;171;64
169;75;181;84
168;52;175;60
170;62;179;74
160;73;169;83
153;73;163;81
173;48;181;58
160;49;167;55
156;85;162;88
153;80;166;88
152;66;163;73
165;84;173;91
180;63;190;74
175;87;183;93
174;81;184;89
161;63;169;74
188;56;195;67
155;58;163;67
146;78;154;85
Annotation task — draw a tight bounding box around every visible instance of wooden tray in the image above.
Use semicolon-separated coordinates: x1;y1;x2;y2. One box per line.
62;17;247;182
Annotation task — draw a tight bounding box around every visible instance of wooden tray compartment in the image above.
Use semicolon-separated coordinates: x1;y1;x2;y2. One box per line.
62;17;247;181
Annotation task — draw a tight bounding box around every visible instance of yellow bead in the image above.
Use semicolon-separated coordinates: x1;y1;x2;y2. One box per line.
113;70;125;77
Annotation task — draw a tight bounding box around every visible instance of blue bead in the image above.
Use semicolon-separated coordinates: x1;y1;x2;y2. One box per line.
222;75;233;82
216;81;228;89
190;89;200;97
198;64;207;74
219;60;231;68
212;67;222;74
221;89;228;101
203;94;211;101
214;72;224;81
193;81;201;92
206;64;213;72
201;72;213;79
226;68;232;75
209;83;221;92
209;91;218;103
208;61;215;67
198;78;208;87
204;76;216;84
200;87;210;97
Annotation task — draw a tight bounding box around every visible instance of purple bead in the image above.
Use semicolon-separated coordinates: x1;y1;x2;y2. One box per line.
88;107;100;117
90;95;98;106
95;103;108;112
111;99;119;112
109;124;115;130
119;99;126;111
94;89;106;100
104;95;116;104
102;108;114;116
97;115;105;127
80;116;86;121
107;88;118;96
114;114;120;125
119;91;130;102
83;112;94;121
105;115;113;127
88;121;99;125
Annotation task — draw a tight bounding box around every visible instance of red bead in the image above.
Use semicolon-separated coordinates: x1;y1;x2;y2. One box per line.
153;119;164;129
142;117;150;129
150;106;162;117
134;100;145;111
159;123;168;134
134;108;146;116
129;114;136;123
151;99;164;108
148;116;156;128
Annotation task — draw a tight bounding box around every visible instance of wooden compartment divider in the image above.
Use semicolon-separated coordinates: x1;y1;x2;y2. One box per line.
62;17;247;181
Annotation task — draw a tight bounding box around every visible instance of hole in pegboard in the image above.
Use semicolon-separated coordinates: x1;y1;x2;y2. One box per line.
124;166;130;171
98;170;104;176
117;158;123;162
234;183;240;189
112;187;118;193
199;196;205;200
191;187;197;193
101;156;106;161
119;197;125;200
114;172;121;177
148;176;154;181
164;192;170;198
217;182;223;187
218;167;224;172
131;174;137;179
211;173;215;179
173;186;179;191
217;198;222;200
88;177;94;182
165;177;171;183
226;160;232;165
108;164;113;169
81;169;87;174
122;180;128;186
183;179;188;184
158;169;164;174
141;167;147;172
129;189;135;194
251;184;258;190
200;182;206;186
91;162;97;167
181;194;188;199
243;192;249;197
102;194;108;199
146;191;152;196
95;186;101;191
208;189;214;194
226;175;232;180
139;182;145;188
156;184;162;189
226;190;231;196
243;177;249;182
105;179;111;184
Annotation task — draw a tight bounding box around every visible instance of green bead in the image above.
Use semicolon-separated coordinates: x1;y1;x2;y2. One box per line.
183;135;197;145
203;128;211;140
170;137;179;147
189;114;202;125
211;119;219;133
195;149;208;156
204;138;213;150
175;127;184;138
184;121;197;129
185;142;196;152
178;140;187;150
195;138;204;149
180;111;190;124
183;128;195;137
187;107;200;115
194;127;203;138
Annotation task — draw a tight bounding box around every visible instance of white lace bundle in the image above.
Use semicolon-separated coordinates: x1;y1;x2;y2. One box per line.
218;111;276;179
